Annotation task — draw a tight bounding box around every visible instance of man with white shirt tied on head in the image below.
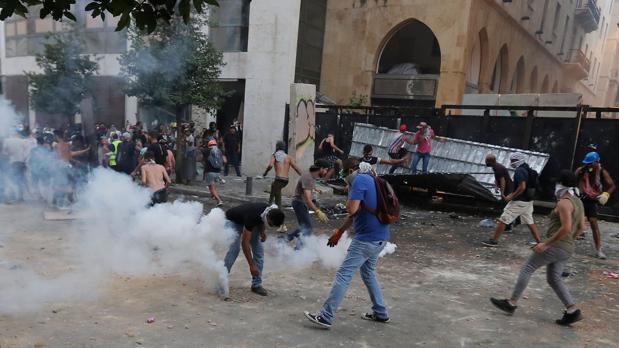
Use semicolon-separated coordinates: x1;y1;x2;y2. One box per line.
482;152;542;247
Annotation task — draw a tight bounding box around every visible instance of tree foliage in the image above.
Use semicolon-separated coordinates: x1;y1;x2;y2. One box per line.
0;0;219;33
119;12;224;113
26;31;98;119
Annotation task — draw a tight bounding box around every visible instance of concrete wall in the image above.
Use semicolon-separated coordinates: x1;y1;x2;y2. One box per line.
236;0;303;175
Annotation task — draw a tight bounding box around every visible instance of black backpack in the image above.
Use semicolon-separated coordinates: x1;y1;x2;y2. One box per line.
525;166;540;200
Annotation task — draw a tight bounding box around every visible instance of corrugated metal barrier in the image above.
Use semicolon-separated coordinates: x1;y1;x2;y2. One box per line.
350;123;550;192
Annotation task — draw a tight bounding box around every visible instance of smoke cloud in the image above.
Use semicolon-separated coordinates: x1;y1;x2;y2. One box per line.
0;97;21;139
0;167;397;314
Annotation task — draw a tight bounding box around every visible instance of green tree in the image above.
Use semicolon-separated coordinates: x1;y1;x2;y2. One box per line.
119;12;224;182
0;0;219;33
26;31;98;123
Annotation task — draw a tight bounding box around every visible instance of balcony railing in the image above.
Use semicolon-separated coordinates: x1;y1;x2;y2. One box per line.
575;0;601;33
564;48;591;80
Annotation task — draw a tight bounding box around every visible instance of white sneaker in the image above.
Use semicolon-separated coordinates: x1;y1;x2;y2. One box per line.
277;224;288;233
596;250;607;260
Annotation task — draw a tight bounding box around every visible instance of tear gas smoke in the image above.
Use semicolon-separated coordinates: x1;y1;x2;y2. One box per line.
0;168;237;314
1;168;397;314
0;97;21;139
265;233;397;271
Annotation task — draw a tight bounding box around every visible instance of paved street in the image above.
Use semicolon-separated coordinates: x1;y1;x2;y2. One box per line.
1;178;618;348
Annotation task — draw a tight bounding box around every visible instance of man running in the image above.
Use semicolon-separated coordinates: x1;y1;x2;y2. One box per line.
141;151;171;206
222;203;285;298
482;152;542;247
263;141;302;208
203;139;224;206
575;152;616;259
485;153;518;232
490;170;585;326
287;161;330;245
304;161;391;329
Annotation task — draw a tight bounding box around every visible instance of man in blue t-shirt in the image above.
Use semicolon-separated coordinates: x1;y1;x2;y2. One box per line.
304;162;390;329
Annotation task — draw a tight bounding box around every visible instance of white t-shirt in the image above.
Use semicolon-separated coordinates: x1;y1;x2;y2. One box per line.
2;137;29;163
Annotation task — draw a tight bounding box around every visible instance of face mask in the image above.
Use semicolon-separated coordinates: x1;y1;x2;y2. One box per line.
510;161;519;169
555;183;569;199
555;183;578;200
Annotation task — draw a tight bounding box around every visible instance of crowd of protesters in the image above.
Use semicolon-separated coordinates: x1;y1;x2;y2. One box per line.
0;119;244;208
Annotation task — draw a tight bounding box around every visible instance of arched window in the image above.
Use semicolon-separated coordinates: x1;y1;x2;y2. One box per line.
490;45;509;93
530;67;538;92
510;56;526;93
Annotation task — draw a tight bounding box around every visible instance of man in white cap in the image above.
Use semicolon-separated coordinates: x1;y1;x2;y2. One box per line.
304;160;391;329
482;152;542;247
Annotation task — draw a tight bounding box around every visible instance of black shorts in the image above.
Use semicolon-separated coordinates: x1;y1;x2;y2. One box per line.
582;197;598;219
151;189;168;206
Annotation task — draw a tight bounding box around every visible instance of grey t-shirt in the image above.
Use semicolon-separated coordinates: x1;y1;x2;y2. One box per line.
294;172;315;201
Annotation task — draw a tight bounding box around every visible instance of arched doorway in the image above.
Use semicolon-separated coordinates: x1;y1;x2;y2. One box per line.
490;45;509;93
530;67;538;92
373;19;441;106
510;56;525;93
541;75;550;93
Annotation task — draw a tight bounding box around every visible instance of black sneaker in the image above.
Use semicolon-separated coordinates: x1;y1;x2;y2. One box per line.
304;311;331;329
482;239;499;247
251;286;268;296
556;309;583;326
361;312;390;323
490;298;517;314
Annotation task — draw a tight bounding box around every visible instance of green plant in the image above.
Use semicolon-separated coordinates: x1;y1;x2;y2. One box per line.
26;31;98;122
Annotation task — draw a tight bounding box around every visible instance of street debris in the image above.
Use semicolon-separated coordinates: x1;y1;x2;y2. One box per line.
479;219;496;228
603;271;619;280
146;317;156;324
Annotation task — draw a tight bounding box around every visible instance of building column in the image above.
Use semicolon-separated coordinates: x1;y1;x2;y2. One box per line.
125;95;138;125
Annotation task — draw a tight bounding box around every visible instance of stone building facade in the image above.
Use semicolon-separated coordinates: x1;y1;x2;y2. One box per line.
320;0;614;107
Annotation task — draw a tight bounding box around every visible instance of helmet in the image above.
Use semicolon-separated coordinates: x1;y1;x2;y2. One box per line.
582;151;600;164
399;124;408;132
207;139;217;147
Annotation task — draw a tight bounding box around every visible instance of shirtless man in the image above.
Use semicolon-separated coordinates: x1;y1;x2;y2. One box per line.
52;130;90;208
141;151;171;206
263;141;302;208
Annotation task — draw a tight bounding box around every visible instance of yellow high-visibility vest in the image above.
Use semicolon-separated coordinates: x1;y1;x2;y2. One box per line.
108;140;122;166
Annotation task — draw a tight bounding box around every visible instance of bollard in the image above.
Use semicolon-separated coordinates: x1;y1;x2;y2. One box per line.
245;176;253;196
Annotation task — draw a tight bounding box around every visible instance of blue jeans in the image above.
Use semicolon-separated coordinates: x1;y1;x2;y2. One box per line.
288;199;313;241
411;152;430;173
319;239;388;324
223;222;264;288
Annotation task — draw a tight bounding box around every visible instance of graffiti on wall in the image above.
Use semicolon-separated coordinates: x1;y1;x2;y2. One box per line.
293;98;316;161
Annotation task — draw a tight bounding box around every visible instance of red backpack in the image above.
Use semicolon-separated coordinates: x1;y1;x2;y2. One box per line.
364;176;401;224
